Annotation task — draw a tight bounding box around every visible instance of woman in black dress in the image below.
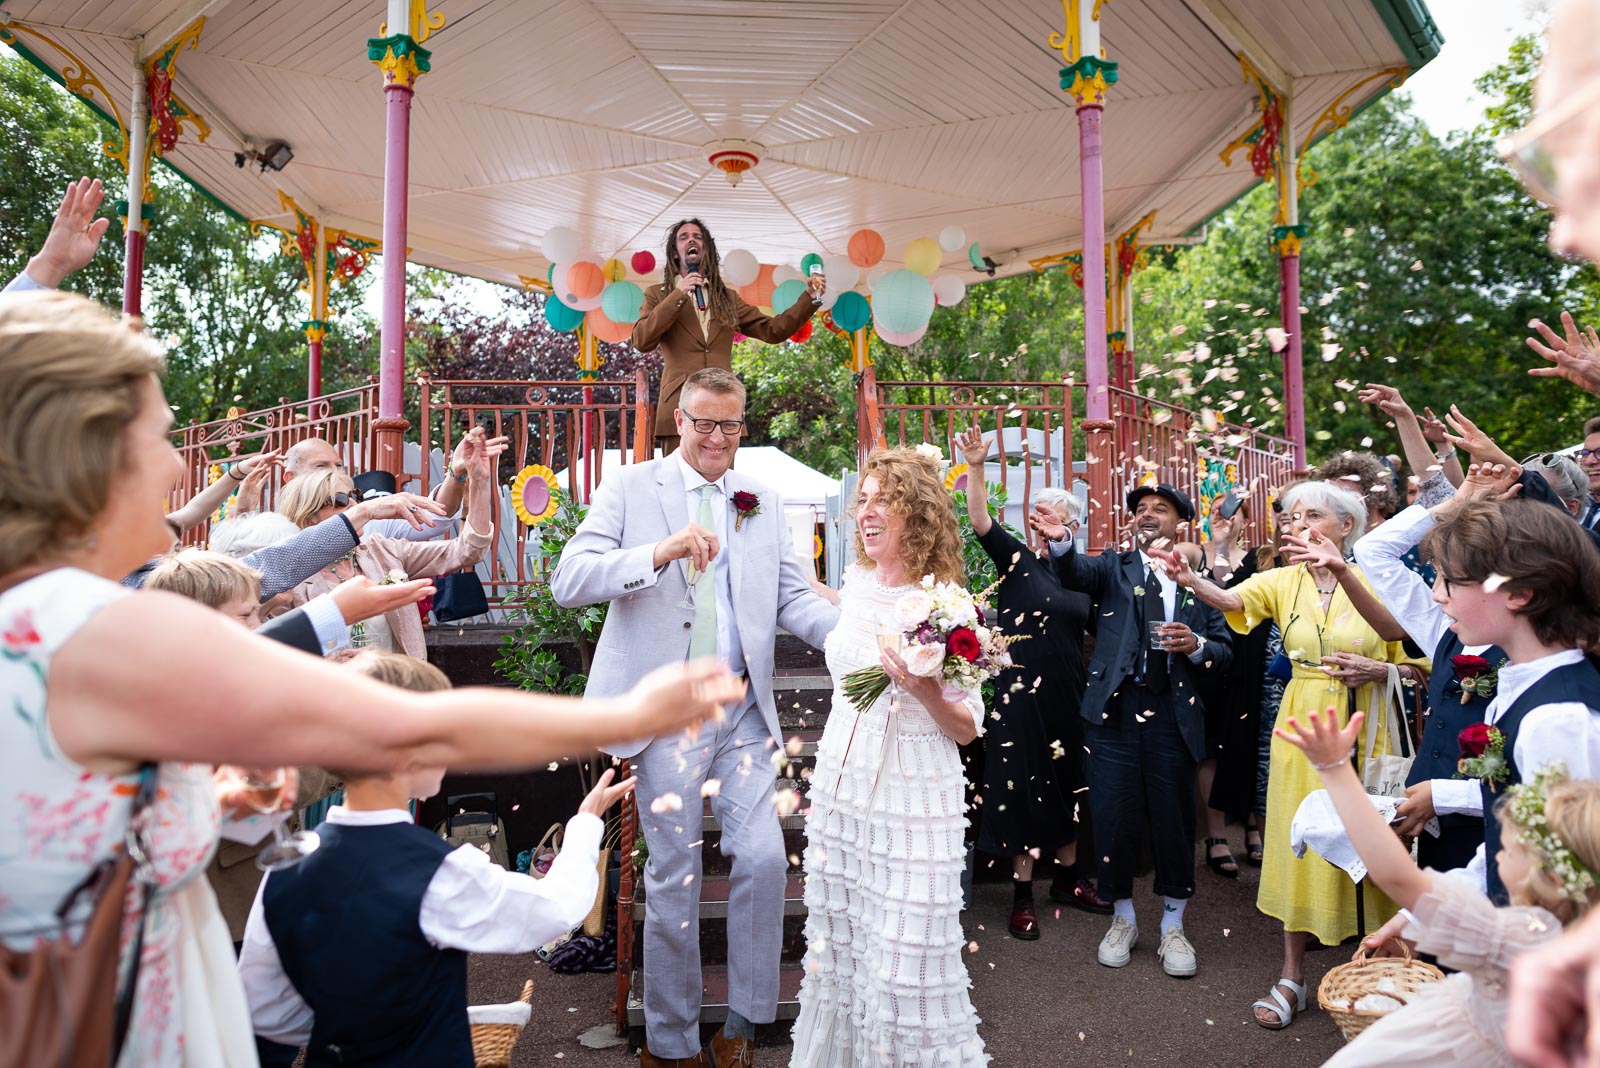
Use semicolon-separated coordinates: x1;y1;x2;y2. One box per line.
955;428;1104;941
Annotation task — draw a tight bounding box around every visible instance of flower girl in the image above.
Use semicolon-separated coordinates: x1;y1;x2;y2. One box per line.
1279;707;1600;1067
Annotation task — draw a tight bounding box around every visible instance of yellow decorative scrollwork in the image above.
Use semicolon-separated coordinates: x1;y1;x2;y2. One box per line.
380;1;447;44
1047;0;1110;65
0;19;128;166
1296;67;1409;194
519;274;554;294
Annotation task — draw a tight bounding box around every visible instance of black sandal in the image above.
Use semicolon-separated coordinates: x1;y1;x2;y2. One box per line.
1205;837;1239;878
1245;828;1264;866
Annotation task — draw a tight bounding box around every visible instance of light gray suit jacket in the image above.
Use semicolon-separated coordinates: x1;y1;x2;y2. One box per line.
551;457;839;758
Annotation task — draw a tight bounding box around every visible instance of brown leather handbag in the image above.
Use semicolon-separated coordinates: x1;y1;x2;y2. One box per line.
0;765;158;1068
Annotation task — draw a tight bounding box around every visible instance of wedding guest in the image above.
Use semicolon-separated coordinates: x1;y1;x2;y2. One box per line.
242;652;632;1068
954;429;1103;940
1154;480;1428;1028
0;289;743;1067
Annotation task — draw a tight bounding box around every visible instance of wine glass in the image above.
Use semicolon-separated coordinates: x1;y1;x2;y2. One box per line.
243;768;320;871
679;560;704;612
876;622;905;706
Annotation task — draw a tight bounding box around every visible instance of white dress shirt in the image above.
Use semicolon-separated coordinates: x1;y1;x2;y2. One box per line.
2;270;45;294
238;807;603;1046
1352;503;1490;815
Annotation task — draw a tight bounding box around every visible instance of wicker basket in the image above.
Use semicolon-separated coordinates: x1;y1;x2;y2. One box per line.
470;979;534;1068
1317;940;1444;1041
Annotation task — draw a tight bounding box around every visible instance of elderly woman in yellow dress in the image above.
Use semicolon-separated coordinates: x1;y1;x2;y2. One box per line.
1154;479;1429;1031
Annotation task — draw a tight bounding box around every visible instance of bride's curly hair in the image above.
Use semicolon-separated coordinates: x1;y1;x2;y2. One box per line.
852;447;965;587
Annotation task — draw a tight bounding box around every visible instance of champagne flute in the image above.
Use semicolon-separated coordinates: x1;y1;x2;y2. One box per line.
679;560;703;611
243;768;320;871
876;623;905;706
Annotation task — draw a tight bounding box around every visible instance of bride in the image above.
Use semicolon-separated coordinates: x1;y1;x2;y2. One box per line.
790;447;989;1067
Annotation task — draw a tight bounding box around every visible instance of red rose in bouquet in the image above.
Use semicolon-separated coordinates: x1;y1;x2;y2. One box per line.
1451;654;1491;678
947;627;982;663
1458;722;1493;759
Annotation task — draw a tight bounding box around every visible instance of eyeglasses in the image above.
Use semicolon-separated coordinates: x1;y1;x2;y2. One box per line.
325;492;354;509
680;411;745;436
1578;448;1600;460
1432;571;1478;597
1496;76;1600;207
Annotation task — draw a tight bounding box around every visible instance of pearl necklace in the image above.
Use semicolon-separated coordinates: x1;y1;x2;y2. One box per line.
871;572;917;595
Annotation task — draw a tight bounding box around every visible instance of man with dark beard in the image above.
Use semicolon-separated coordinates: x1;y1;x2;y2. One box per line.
632;219;825;453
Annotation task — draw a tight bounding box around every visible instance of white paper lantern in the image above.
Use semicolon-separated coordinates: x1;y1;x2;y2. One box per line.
721;249;759;287
541;226;582;264
773;264;802;287
822;253;860;292
866;265;891;291
938;225;967;253
932;274;967;307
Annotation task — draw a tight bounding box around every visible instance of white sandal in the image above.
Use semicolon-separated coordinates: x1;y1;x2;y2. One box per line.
1252;977;1307;1030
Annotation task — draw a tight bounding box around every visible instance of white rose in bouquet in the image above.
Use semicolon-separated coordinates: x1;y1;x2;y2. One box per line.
903;642;947;677
894;590;934;629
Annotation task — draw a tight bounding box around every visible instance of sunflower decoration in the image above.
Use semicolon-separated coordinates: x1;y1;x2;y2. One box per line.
510;464;560;527
944;463;970;492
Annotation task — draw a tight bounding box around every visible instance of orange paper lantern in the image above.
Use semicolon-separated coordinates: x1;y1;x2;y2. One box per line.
564;261;604;301
847;229;886;268
738;263;776;309
586;308;633;344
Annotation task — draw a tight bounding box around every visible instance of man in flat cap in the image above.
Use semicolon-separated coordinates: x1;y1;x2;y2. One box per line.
1031;483;1232;979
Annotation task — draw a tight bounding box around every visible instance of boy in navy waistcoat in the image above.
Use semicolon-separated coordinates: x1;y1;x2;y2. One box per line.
239;653;633;1067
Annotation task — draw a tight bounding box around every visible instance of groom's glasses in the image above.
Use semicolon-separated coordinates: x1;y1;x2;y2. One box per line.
681;411;745;436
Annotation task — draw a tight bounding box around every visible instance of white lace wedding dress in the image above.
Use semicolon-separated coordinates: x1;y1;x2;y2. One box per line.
790;565;990;1067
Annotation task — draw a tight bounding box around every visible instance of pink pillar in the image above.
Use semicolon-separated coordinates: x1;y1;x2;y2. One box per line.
122;230;145;317
378;83;413;420
1279;251;1306;467
1078;105;1109;421
307;336;323;400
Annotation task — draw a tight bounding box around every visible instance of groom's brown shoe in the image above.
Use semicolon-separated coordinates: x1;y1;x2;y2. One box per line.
639;1046;709;1068
705;1031;755;1067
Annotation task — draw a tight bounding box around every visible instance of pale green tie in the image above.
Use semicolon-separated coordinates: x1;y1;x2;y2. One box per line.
689;484;718;660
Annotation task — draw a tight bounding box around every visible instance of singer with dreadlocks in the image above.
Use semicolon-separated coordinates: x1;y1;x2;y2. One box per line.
633;219;826;453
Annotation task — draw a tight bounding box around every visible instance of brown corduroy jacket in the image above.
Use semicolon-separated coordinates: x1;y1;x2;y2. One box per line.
632;282;819;438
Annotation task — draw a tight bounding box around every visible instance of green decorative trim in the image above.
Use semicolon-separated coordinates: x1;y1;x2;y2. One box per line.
1272;224;1308;240
1108;330;1127;342
1369;0;1444;70
301;319;331;332
1059;56;1119;92
112;199;160;224
365;33;432;72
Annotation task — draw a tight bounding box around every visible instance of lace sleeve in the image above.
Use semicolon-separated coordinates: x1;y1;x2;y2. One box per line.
1409;869;1562;980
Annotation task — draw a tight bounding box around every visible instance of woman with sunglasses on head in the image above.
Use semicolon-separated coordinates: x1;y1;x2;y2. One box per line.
278;431;496;659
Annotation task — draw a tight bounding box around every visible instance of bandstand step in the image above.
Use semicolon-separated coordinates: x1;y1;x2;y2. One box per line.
626;963;806;1028
633;872;806;921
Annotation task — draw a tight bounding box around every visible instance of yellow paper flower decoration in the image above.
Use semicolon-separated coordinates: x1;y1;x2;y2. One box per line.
511;464;560;526
945;463;970;491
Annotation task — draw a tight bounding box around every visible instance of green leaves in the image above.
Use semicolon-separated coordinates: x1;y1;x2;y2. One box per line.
494;503;606;694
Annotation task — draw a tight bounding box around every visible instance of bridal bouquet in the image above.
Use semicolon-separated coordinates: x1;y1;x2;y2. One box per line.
841;576;1019;713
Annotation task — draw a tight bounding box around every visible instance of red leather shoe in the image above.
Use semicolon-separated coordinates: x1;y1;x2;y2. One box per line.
1008;897;1042;940
1050;876;1114;915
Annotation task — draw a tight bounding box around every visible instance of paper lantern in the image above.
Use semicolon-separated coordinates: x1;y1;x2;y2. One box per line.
586;308;634;344
904;237;942;277
600;280;644;323
875;323;928;347
721;249;759;287
817;286;841;311
601;257;627;283
939;225;967;253
847;228;885;268
773;264;801;287
563;261;604;301
866;266;890;291
543;294;584;332
872;269;935;334
831;291;870;332
630;250;656;275
822;253;860;292
932;274;967;307
542;226;581;264
789;321;814;344
800;252;824;278
771;278;808;312
739;263;776;308
968;241;985;271
511;464;560;526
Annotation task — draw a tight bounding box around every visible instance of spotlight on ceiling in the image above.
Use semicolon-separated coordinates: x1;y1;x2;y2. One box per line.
233;141;294;173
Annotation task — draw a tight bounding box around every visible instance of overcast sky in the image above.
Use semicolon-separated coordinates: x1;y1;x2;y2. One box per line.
1403;0;1549;134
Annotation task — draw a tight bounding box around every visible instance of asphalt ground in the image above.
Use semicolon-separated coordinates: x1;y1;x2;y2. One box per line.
468;857;1358;1067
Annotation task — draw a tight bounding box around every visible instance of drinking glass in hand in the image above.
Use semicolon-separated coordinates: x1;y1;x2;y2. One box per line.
1148;621;1170;651
243;768;320;871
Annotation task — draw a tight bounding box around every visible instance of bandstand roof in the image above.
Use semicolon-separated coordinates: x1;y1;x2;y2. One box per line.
2;0;1440;287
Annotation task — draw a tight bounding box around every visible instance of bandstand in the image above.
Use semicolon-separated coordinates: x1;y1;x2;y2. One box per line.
3;0;1440;1039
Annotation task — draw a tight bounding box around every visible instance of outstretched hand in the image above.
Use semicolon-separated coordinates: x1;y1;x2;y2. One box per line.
27;177;111;289
329;575;436;626
1457;461;1523;504
1146;544;1196;587
578;766;637;818
1442;405;1516;470
1027;503;1069;543
954;426;987;467
1275;707;1362;769
1281;528;1347;575
1356;383;1414;420
1527;311;1600;398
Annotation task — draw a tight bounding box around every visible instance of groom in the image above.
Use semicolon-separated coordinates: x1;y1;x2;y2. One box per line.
552;368;838;1067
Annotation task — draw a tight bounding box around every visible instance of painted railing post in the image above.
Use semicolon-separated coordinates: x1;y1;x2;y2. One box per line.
367;0;442;478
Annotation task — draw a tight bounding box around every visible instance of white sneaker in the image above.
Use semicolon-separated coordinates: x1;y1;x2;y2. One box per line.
1158;925;1198;977
1097;916;1138;967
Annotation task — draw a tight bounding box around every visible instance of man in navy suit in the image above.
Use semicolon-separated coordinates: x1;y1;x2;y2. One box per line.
1032;484;1232;978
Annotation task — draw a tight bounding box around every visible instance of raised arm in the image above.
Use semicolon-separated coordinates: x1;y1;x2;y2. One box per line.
167;449;281;532
1276;708;1433;910
1527;311;1600;399
1280;529;1408;642
954;427;992;536
1358;384;1456;491
1148;544;1244;614
12;177;111;290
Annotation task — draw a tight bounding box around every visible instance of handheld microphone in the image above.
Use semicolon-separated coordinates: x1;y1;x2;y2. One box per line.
686;250;705;310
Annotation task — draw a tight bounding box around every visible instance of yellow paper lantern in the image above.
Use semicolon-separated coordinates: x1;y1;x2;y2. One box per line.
904;237;942;276
601;257;627;283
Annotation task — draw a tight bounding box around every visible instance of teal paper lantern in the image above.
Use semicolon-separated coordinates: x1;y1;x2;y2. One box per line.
772;278;808;312
967;242;984;271
831;291;870;332
600;280;644;323
544;294;584;332
872;270;935;335
799;252;824;278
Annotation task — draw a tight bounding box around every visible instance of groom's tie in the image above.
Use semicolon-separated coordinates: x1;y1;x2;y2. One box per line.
689;484;718;660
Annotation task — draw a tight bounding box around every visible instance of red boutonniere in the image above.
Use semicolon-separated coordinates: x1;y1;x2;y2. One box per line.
1450;654;1504;704
1457;723;1509;790
731;490;762;532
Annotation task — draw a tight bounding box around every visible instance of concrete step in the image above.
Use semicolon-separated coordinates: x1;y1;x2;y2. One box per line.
627;963;806;1028
632;872;805;921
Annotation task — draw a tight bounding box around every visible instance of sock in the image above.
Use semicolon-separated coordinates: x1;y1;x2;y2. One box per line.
1161;896;1188;936
1054;860;1079;885
1113;898;1136;926
1013;878;1034;904
724;1008;754;1041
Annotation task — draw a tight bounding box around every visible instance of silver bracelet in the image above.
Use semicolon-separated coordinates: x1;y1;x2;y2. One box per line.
1311;755;1351;771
